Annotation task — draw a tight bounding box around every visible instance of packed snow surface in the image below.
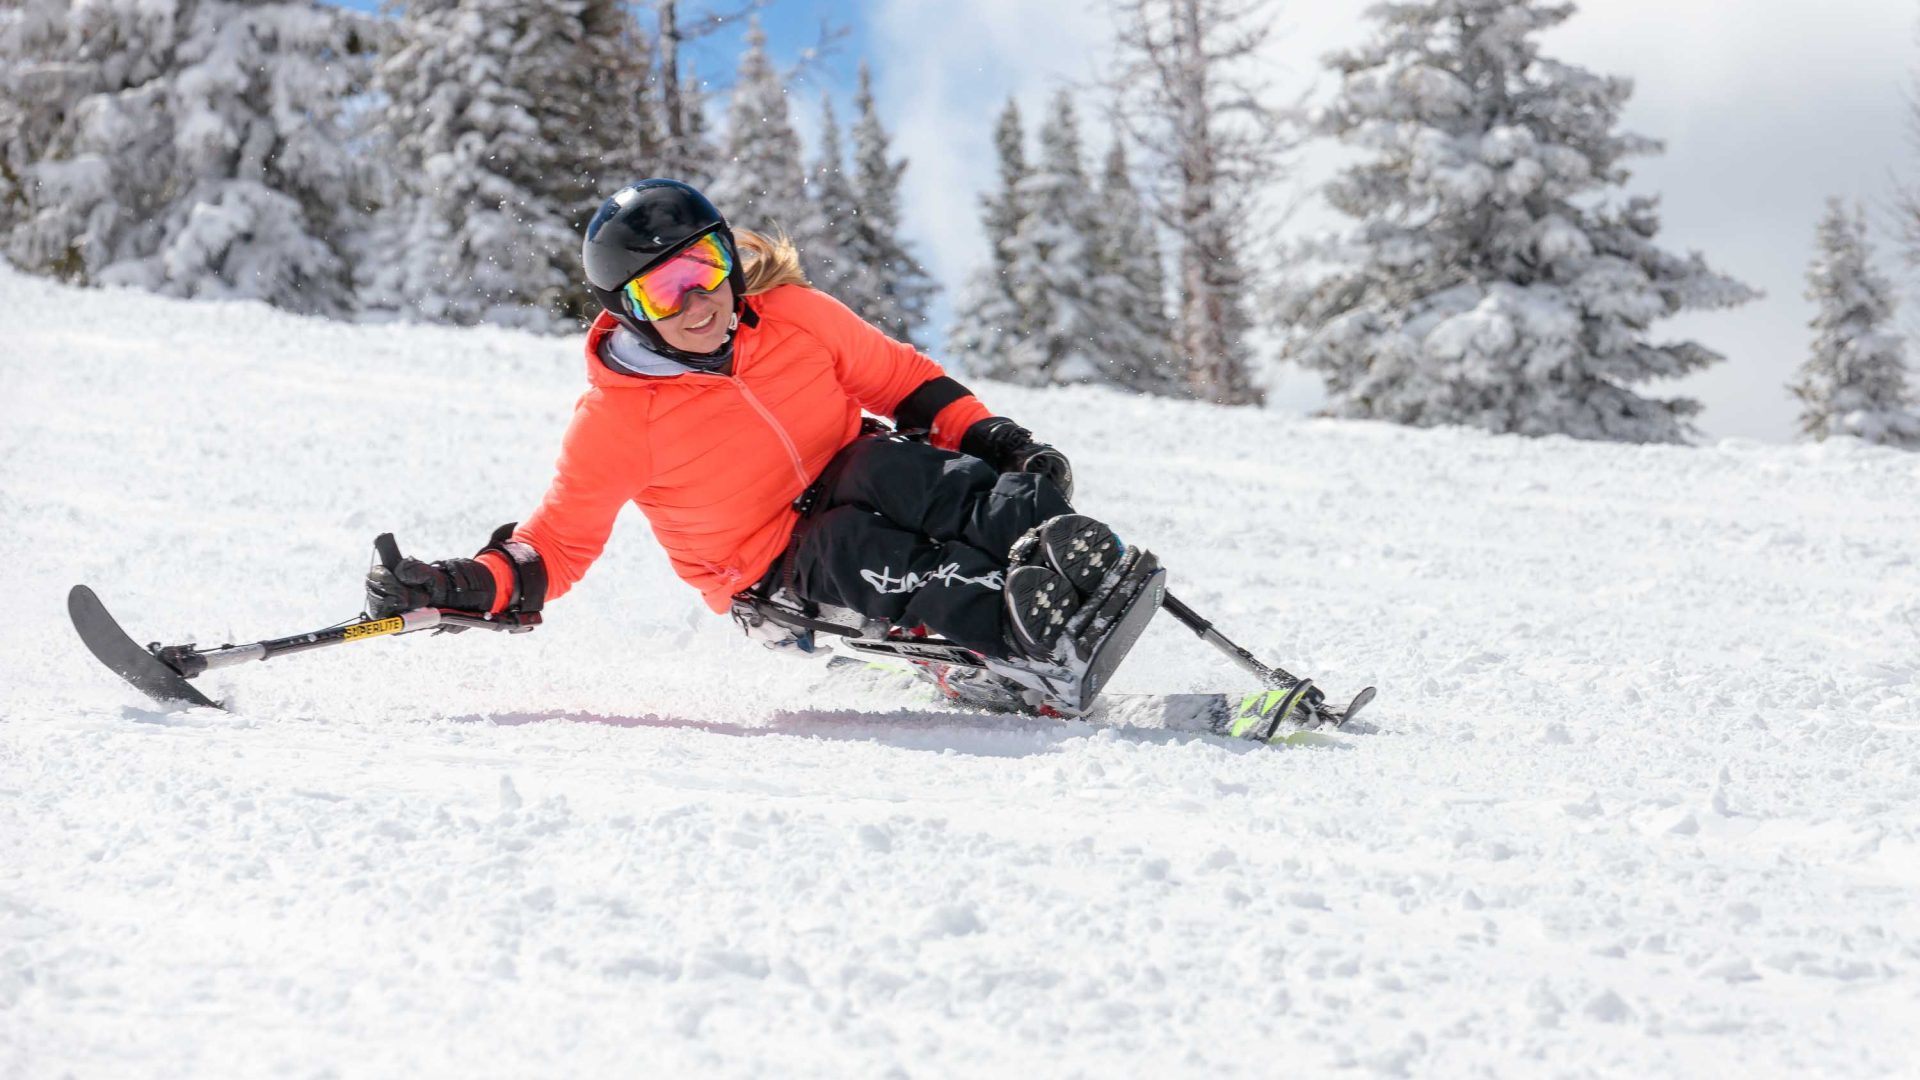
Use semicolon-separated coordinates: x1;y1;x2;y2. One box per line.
2;267;1917;1078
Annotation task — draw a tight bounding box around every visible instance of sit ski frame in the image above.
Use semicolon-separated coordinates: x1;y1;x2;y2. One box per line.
69;532;1375;729
732;545;1375;726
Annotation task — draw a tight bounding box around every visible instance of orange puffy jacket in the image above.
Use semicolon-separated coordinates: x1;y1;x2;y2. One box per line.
476;285;992;613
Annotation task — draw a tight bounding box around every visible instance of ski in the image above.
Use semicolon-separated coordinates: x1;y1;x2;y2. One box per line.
825;655;1373;744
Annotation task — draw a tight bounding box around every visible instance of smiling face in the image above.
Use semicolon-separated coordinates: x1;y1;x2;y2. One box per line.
649;278;734;354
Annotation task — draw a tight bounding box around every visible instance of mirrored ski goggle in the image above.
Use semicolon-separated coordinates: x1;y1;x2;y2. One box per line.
622;233;733;321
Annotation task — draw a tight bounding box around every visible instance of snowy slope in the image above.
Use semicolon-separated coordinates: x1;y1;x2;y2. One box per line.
2;265;1918;1078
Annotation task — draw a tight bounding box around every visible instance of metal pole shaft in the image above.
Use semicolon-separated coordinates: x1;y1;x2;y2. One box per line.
167;609;449;675
1161;590;1299;690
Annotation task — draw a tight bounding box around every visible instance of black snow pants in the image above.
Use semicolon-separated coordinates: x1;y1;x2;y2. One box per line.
757;434;1073;658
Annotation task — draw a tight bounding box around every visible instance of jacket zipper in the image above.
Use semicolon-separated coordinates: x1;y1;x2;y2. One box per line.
733;376;811;491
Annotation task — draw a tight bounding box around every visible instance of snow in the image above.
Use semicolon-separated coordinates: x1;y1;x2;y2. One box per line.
3;264;1919;1077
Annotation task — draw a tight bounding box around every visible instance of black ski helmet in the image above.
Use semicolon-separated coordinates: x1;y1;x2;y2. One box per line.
582;179;747;367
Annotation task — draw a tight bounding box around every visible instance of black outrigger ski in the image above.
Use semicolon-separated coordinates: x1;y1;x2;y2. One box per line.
69;585;222;709
66;535;539;710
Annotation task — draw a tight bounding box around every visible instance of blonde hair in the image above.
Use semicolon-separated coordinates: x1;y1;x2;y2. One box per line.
736;228;811;295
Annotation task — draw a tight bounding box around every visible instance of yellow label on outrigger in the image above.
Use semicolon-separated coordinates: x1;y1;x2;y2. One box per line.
342;616;406;641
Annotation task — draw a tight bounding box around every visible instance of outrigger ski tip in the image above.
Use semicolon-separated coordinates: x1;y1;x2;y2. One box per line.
68;585;222;710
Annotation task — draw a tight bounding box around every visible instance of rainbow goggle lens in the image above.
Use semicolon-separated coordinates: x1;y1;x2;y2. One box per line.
622;233;734;321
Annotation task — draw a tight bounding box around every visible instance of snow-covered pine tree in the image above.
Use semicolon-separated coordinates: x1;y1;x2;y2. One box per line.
0;0;82;249
996;90;1109;386
554;1;657;222
1791;199;1920;447
1109;0;1290;405
710;19;816;246
528;0;650;319
359;0;624;328
1092;139;1179;394
947;98;1029;374
2;0;371;313
982;98;1028;282
1289;0;1757;443
676;60;723;191
1895;33;1920;277
807;93;860;305
843;63;936;346
652;0;720;189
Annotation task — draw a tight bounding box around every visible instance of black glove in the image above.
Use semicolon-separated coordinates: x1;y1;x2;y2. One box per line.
365;556;496;618
960;417;1074;501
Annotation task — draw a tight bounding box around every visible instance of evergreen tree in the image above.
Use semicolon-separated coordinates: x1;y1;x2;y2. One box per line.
1792;199;1920;447
651;0;721;189
947;98;1029;376
844;63;937;346
1110;0;1291;405
557;1;657;223
0;0;88;249
1091;139;1179;394
1288;0;1757;443
542;0;652;318
982;98;1028;280
710;19;815;244
996;90;1108;386
358;0;622;328
675;59;722;190
807;93;860;304
946;263;1024;381
2;0;371;313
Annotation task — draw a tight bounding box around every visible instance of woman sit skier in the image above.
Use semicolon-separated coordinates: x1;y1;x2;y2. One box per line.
365;179;1127;678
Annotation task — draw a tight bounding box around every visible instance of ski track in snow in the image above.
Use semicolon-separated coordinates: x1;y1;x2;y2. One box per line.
2;267;1918;1078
